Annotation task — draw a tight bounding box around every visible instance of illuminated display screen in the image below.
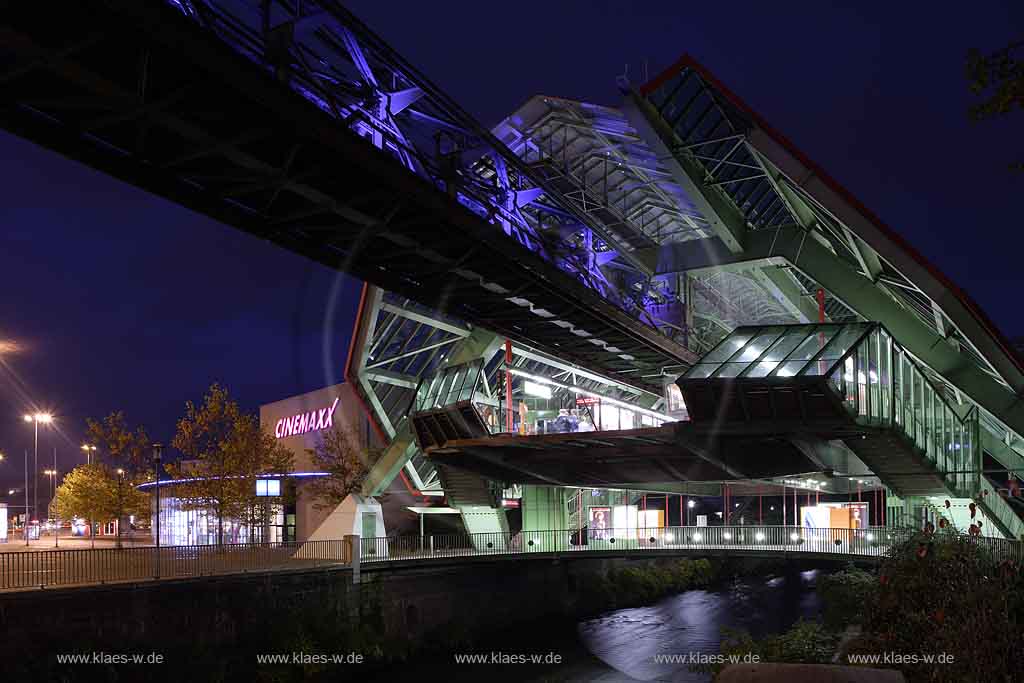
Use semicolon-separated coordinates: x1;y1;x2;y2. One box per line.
256;479;281;497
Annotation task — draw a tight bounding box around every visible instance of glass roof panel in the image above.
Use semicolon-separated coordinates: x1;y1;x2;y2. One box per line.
779;327;839;361
686;363;721;379
714;362;750;378
761;326;815;361
701;330;757;363
733;327;786;363
800;324;872;376
745;360;780;378
682;323;880;381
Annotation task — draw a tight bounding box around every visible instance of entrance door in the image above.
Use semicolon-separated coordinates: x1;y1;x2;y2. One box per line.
361;511;376;539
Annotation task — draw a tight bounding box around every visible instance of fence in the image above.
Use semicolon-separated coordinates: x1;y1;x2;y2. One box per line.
3;526;1021;593
0;539;350;592
359;525;1024;564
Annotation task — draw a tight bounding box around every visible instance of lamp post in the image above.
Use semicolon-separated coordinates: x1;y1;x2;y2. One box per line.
23;450;28;546
23;413;53;522
116;469;125;549
152;443;163;548
687;498;695;526
80;444;97;465
43;469;58;547
152;443;163;580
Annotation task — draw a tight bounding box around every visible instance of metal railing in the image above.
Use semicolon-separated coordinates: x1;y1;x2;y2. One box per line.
5;527;1020;593
0;539;350;592
359;525;1024;565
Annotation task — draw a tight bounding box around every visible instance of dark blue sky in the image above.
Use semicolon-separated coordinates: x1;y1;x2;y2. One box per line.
0;1;1021;488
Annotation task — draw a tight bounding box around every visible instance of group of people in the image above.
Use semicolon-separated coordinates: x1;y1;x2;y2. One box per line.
478;403;598;435
548;408;596;434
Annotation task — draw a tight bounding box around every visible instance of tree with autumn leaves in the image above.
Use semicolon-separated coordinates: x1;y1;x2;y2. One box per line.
168;383;293;546
304;426;375;510
54;412;152;548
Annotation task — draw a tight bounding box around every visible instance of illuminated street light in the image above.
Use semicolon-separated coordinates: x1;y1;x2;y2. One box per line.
24;412;55;524
80;444;97;465
43;468;59;547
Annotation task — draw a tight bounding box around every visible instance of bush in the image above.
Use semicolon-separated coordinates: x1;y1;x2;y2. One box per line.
693;619;838;677
845;532;1024;682
817;565;877;629
585;558;718;611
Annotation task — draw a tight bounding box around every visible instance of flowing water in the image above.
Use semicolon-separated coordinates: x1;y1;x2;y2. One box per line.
570;569;826;681
413;566;829;682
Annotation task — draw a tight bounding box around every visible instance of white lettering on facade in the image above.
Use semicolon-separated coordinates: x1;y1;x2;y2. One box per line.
274;397;339;438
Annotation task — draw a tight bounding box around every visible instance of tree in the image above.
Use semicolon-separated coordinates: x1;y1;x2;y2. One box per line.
53;463;147;549
85;411;151;471
967;40;1024;171
169;383;293;545
85;411;153;546
108;467;151;548
305;426;374;510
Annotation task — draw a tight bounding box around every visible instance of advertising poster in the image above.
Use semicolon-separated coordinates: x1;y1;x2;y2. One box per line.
846;502;869;529
589;506;610;540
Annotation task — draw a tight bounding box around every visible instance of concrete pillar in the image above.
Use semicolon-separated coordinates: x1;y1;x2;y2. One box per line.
346;534;360;584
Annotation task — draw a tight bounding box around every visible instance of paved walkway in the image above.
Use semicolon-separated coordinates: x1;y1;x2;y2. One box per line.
0;534;152;552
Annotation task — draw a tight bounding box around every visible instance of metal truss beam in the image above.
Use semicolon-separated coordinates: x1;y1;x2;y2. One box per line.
621;94;746;253
742;126;1024;395
624;91;820;329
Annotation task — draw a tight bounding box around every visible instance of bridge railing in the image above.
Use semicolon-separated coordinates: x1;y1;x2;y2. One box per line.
0;539;350;592
359;525;1023;564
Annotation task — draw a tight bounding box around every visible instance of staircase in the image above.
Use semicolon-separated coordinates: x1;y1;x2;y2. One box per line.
435;463;499;508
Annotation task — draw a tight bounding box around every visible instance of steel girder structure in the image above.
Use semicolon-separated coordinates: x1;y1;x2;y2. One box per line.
346;285;479;497
350;282;674;498
622;55;1024;494
497;95;847;354
0;0;696;395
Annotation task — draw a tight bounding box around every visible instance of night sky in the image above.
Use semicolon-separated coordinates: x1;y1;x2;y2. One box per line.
0;1;1021;492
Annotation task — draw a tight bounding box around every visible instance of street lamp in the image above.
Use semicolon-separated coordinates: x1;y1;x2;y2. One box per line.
24;413;53;523
687;498;696;526
80;444;97;465
116;469;125;547
43;469;58;547
152;443;163;549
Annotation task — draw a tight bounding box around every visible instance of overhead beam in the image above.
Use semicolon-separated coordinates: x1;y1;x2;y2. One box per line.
625;91;825;333
621;93;747;253
744;125;1024;394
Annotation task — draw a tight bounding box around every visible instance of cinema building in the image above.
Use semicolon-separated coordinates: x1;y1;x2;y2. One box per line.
143;381;388;546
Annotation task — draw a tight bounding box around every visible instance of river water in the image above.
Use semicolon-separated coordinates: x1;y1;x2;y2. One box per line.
418;566;828;682
571;568;826;681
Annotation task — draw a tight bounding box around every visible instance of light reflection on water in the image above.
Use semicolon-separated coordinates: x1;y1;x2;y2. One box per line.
573;570;824;682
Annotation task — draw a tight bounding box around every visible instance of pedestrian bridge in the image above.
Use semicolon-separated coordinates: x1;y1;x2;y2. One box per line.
2;527;1021;593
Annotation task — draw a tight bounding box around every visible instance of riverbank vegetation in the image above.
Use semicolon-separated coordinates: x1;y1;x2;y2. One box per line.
577;557;716;610
702;531;1023;682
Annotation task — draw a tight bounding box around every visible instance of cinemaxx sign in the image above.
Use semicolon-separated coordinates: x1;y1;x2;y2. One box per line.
274;397;339;439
